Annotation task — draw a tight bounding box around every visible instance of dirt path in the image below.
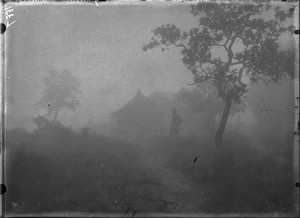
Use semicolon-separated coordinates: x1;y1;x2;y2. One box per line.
138;143;207;213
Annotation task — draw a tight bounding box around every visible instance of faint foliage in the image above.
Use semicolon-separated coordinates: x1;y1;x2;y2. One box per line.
34;70;81;121
33;115;50;129
143;2;294;145
143;3;295;103
176;82;246;116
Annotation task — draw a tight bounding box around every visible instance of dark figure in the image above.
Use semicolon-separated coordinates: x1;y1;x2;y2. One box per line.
169;108;183;137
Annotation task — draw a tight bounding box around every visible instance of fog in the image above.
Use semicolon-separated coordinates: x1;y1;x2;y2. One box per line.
5;3;198;131
3;2;298;216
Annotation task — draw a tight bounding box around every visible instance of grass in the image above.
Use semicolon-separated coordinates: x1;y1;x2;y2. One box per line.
5;120;167;214
5;118;296;215
163;132;295;214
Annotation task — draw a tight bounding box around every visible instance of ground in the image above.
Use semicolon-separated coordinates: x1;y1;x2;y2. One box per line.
135;141;209;215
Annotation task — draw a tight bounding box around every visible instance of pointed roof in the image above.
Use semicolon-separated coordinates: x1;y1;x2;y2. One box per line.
111;88;150;118
135;88;144;99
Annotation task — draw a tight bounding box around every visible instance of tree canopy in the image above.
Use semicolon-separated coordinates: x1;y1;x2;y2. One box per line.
143;3;295;103
176;82;246;115
143;2;295;146
34;70;81;121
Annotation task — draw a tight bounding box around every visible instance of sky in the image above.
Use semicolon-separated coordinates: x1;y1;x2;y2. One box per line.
4;2;297;131
5;3;199;130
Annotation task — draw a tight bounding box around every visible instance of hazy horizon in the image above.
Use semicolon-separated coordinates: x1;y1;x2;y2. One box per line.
6;3;198;131
5;3;296;132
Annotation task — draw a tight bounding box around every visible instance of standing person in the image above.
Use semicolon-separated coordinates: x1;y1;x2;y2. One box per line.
169;108;183;138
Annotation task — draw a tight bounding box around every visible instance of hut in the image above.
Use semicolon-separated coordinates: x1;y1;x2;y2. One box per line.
111;89;164;142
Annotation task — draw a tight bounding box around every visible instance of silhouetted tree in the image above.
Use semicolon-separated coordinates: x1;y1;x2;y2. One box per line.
34;70;81;121
176;82;245;138
143;3;295;147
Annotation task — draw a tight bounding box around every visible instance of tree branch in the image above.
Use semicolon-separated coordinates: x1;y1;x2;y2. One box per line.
199;64;208;76
211;43;227;47
173;42;188;50
230;61;243;66
160;35;187;50
224;36;231;49
225;22;249;65
187;74;214;85
237;66;246;87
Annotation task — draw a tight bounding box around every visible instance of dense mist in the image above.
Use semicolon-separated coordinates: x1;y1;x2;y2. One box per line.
3;2;298;216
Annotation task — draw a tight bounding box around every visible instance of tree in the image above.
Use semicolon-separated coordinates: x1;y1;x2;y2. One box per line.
176;82;246;138
34;70;81;121
142;2;295;147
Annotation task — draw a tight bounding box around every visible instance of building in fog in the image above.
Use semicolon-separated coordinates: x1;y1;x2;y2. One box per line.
111;88;213;142
111;89;176;142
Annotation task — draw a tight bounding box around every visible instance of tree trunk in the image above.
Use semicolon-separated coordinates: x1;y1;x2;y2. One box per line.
215;98;232;148
209;111;215;140
212;112;215;140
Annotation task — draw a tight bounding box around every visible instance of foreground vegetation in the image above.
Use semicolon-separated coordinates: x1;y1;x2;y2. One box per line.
6;120;167;214
163;131;295;214
5;117;296;215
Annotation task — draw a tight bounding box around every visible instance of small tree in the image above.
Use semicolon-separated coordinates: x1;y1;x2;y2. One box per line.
34;70;81;121
143;3;295;147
